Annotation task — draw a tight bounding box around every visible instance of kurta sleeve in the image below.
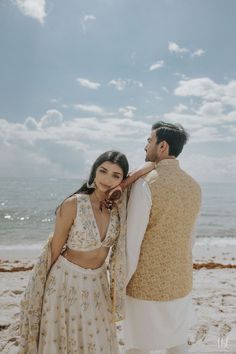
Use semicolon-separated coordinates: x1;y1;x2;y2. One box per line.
126;178;152;286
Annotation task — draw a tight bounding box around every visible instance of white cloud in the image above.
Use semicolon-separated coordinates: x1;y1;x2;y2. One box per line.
162;86;169;93
119;106;137;119
0;141;69;178
168;42;205;58
39;110;63;128
197;101;224;116
84;15;96;21
108;78;143;91
74;104;105;114
80;14;96;32
1;107;236;182
14;0;46;24
76;78;101;90
50;98;60;103
131;80;143;88
174;72;189;80
149;60;165;71
180;153;236;183
192;48;205;57
175;78;236;108
174;104;188;113
168;42;189;54
24;116;38;130
0;111;152;177
109;79;127;91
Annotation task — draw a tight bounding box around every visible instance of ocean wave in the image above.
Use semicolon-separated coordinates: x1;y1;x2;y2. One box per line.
0;243;43;251
195;237;236;246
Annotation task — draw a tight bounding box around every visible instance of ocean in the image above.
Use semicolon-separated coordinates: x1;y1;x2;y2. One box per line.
0;178;236;258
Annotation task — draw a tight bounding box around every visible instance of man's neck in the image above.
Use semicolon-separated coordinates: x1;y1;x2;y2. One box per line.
156;156;176;163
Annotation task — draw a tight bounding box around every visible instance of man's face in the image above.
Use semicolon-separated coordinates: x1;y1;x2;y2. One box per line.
145;130;159;162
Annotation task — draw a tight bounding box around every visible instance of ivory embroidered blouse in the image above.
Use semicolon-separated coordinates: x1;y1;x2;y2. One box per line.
66;193;120;252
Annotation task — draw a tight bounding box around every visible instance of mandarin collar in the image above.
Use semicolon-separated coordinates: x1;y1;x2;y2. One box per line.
155;159;179;168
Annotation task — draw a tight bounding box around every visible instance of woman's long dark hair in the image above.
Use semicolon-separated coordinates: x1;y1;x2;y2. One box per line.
55;151;129;214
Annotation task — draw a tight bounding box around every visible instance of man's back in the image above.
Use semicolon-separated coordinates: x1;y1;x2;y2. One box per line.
126;159;201;301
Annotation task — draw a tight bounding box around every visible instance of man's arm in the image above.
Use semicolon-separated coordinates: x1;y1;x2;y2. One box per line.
126;178;152;286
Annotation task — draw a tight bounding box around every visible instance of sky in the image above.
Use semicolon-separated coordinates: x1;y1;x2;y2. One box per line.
1;0;236;182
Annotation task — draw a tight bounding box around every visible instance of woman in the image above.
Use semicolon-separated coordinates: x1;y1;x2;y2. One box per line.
39;150;129;354
19;151;155;354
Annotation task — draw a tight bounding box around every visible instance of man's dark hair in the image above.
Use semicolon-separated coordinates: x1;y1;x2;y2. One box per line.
152;121;189;157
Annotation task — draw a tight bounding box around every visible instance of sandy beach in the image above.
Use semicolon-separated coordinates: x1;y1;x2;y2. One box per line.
1;242;236;354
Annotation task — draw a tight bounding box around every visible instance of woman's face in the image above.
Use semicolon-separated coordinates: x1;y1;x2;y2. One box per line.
95;161;124;193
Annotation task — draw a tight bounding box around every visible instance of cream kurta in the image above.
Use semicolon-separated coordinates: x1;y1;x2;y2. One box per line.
124;177;197;351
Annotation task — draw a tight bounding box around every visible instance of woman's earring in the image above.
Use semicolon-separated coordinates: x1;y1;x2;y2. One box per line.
87;180;96;189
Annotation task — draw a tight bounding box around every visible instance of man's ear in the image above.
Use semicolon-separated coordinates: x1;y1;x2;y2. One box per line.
160;141;168;152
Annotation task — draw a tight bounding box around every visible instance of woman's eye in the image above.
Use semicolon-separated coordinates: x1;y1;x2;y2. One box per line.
99;170;106;173
113;175;121;179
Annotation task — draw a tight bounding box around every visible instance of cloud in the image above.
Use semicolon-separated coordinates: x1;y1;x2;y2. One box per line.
74;104;105;114
162;86;169;93
149;60;164;71
168;42;205;58
108;79;143;91
180;153;236;183
119;106;137;119
14;0;46;24
0;141;70;178
80;14;96;32
84;15;96;21
168;42;189;54
109;79;127;91
0;111;151;178
39;110;63;128
50;98;60;103
76;78;101;90
24;116;38;130
192;48;205;57
174;104;188;113
1;106;236;182
175;78;236;108
174;72;189;80
132;80;143;88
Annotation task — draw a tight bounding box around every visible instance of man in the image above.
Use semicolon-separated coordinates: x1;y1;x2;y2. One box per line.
124;122;201;354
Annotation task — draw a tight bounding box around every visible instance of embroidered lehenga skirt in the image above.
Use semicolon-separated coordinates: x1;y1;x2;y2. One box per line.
38;255;119;354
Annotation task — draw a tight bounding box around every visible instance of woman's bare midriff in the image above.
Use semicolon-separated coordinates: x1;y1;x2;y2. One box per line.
61;246;110;269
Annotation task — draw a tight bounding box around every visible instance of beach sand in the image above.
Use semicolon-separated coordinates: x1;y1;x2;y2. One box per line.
0;242;236;354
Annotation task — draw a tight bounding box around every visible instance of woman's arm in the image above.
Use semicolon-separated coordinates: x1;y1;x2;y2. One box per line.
50;195;77;265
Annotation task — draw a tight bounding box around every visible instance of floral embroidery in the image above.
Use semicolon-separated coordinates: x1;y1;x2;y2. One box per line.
66;194;120;251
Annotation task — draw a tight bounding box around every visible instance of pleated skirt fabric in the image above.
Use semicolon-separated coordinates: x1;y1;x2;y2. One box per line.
38;255;119;354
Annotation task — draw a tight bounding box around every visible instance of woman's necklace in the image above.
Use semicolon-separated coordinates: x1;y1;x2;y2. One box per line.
93;191;105;212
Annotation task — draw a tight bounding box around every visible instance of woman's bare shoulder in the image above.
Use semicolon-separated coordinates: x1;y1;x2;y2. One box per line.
57;195;77;218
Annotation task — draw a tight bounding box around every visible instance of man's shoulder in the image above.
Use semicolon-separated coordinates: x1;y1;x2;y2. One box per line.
143;169;159;185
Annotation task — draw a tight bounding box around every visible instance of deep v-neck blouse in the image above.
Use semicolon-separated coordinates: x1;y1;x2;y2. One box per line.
66;193;120;252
